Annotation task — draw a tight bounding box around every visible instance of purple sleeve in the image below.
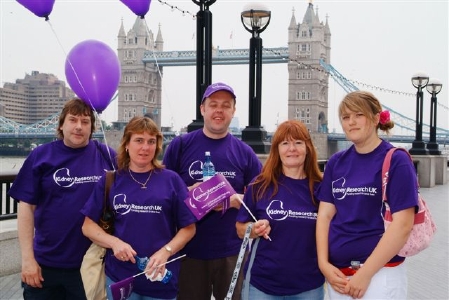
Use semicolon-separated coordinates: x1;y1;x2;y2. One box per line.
244;152;262;187
8;149;41;204
172;172;197;228
316;151;341;204
80;175;107;222
93;140;117;170
162;136;182;172
236;182;257;223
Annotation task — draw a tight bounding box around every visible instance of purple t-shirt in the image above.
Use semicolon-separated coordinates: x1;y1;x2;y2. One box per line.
81;168;196;298
236;175;324;295
8;140;117;268
163;129;262;259
316;141;418;267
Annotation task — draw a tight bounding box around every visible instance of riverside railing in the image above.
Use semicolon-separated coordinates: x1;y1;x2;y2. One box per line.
0;171;18;220
0;162;325;221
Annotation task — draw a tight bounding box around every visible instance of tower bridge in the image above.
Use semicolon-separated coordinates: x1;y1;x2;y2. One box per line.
2;46;447;143
1;114;448;145
2;3;448;155
143;47;290;66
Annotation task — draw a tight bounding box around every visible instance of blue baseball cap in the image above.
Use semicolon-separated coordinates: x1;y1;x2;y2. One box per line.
201;82;236;103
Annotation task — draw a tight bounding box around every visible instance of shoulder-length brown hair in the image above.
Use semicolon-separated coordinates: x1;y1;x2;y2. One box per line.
116;116;163;171
251;120;322;205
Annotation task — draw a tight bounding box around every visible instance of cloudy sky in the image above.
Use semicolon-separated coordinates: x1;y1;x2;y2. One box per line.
1;0;448;133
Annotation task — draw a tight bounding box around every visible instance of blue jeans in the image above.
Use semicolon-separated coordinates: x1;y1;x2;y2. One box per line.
246;283;324;300
106;276;176;300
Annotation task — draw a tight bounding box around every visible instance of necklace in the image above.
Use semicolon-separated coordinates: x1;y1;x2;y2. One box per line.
128;169;153;189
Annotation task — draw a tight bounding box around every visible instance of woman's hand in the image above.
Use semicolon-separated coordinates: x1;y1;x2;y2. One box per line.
321;263;349;295
253;219;271;240
111;238;137;264
144;247;171;280
344;270;372;299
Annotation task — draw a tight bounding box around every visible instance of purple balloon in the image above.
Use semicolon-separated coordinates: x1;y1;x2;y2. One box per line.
120;0;151;18
65;40;121;113
17;0;55;20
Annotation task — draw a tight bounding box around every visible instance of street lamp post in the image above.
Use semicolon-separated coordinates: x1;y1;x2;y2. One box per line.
240;3;271;154
409;72;429;155
425;79;443;155
187;0;216;132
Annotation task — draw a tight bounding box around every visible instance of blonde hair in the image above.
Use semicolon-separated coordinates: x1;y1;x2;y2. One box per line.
338;91;394;134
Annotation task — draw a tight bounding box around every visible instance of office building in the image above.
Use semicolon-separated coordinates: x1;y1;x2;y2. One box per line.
0;71;74;125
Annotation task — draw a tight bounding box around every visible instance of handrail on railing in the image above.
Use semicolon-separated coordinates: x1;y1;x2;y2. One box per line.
0;161;330;221
0;171;18;220
1;157;423;220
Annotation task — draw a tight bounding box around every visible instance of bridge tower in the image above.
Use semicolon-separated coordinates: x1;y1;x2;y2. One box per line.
117;18;163;127
287;2;331;133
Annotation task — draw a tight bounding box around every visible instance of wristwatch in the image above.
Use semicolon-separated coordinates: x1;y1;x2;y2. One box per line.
164;245;173;255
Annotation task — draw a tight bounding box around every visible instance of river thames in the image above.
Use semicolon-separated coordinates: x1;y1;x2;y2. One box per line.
0;157;26;173
2;142;445;174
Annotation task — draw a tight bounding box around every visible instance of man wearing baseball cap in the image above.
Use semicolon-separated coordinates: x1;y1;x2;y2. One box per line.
163;82;262;300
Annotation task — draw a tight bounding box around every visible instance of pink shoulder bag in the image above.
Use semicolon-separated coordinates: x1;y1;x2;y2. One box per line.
382;148;437;257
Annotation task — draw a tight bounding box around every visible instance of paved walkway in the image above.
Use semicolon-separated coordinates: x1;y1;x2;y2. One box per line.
1;183;448;300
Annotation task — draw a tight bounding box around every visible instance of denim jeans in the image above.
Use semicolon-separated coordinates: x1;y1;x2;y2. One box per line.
105;276;176;300
245;283;324;300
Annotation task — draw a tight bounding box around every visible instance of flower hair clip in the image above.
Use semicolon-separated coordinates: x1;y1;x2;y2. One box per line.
379;110;390;125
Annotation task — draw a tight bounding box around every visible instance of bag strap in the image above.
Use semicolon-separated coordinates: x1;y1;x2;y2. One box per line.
382;147;414;202
103;171;116;214
382;148;424;224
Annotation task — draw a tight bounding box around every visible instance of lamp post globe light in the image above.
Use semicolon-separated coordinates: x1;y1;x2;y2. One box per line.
425;78;443;155
187;0;217;132
240;3;271;154
409;72;429;155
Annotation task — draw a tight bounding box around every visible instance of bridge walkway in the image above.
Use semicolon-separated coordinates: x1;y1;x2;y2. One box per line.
1;176;448;299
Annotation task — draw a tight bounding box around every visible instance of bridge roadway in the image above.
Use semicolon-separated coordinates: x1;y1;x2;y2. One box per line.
142;47;290;66
2;46;449;143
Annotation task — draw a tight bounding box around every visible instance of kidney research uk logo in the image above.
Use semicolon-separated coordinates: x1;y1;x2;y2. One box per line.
53;168;102;187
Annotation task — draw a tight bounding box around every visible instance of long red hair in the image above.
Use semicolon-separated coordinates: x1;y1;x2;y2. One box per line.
251;120;322;205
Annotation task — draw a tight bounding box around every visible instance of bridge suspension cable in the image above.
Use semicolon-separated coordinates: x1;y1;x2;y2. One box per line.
264;47;448;136
2;46;447;140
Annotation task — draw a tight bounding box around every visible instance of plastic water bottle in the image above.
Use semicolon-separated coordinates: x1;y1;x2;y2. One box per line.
135;256;149;271
159;269;172;284
202;151;216;181
136;255;172;284
148;268;172;284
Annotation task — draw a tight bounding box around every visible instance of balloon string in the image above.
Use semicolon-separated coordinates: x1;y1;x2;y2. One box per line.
47;21;99;115
95;111;116;171
143;20;177;130
46;20;95;112
47;20;114;168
